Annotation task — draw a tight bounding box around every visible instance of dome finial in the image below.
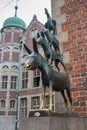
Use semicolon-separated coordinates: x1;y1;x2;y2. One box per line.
15;0;18;17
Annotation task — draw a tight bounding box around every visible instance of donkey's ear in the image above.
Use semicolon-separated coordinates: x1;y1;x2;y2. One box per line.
41;31;45;38
32;38;39;54
23;44;32;54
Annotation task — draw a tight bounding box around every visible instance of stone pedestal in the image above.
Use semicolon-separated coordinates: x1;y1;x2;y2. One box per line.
28;109;78;117
19;110;87;130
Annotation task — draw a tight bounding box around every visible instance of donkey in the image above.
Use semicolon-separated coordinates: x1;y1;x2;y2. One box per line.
36;31;67;72
24;38;72;112
44;29;60;52
44;8;57;35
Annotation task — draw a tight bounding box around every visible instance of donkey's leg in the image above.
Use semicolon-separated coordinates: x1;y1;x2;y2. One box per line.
60;61;67;72
61;90;68;112
46;57;49;64
66;89;73;112
55;61;60;71
40;87;46;109
49;81;53;111
49;54;52;65
49;42;52;48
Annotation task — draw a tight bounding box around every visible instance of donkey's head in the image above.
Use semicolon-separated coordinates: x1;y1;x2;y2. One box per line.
25;52;41;70
24;38;43;70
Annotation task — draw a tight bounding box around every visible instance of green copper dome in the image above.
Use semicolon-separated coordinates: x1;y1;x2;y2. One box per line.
2;16;26;30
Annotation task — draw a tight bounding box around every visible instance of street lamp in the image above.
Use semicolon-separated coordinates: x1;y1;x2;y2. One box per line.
15;42;22;130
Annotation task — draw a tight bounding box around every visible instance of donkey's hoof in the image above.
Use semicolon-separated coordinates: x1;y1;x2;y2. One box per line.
49;107;52;111
39;105;43;109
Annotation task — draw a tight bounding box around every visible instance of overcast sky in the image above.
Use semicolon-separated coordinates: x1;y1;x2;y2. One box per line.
0;0;51;29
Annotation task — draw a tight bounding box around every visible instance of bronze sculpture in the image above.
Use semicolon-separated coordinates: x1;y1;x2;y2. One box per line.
44;29;60;53
44;8;57;35
24;39;72;112
36;31;67;72
23;8;73;113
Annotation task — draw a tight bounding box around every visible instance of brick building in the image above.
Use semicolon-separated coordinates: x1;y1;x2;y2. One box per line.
0;10;55;129
0;7;26;129
51;0;87;116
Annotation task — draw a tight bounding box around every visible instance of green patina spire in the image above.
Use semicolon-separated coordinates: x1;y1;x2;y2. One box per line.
15;5;18;17
1;0;26;32
15;0;18;17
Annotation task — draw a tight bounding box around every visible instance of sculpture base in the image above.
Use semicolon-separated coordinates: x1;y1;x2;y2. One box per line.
29;109;78;117
19;111;87;130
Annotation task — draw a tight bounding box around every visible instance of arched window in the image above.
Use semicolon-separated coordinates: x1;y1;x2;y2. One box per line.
2;65;9;70
14;28;20;32
4;47;10;51
1;100;5;109
11;66;18;71
10;100;16;110
13;47;18;50
6;27;12;32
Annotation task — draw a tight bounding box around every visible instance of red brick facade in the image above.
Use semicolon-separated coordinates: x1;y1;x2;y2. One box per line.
4;32;11;43
23;15;44;50
13;31;21;43
3;51;10;61
19;16;45;98
61;0;87;116
12;52;19;62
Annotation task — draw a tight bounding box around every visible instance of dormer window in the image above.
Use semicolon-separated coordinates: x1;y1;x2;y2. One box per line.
31;29;38;38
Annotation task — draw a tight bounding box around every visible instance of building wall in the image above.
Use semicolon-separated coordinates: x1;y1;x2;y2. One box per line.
0;15;50;129
22;15;44;50
18;16;45;119
0;26;24;130
51;0;87;116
